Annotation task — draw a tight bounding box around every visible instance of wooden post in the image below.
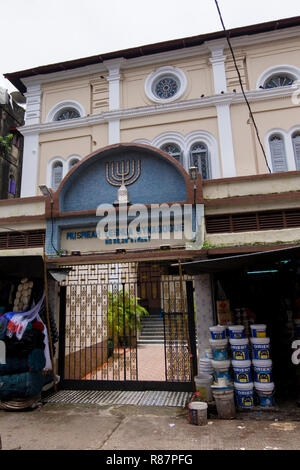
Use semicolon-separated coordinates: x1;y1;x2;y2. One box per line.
43;250;57;393
178;260;195;391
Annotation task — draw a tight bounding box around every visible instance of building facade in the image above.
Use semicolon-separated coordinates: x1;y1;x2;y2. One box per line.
2;16;300;394
0;87;24;200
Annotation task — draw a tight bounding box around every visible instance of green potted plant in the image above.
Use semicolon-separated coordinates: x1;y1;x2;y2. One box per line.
107;289;149;350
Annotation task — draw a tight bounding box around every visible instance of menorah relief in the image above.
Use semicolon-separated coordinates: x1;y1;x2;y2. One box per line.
106;160;141;204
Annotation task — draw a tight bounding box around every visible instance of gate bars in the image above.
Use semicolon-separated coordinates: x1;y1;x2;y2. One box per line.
58;261;197;391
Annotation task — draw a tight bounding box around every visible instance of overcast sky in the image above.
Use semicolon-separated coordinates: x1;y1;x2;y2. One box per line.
1;0;300;93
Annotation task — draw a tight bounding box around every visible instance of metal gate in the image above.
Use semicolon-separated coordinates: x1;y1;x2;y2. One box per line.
58;261;197;391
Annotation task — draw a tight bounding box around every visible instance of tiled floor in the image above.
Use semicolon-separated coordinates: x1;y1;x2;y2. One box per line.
83;344;166;381
137;344;165;381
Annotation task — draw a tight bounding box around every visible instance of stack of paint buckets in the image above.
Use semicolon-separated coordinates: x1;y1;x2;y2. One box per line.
250;324;275;407
228;323;274;408
194;347;214;403
209;325;236;419
228;325;254;409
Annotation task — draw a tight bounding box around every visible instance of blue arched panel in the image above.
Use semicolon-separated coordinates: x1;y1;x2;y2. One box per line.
60;146;187;212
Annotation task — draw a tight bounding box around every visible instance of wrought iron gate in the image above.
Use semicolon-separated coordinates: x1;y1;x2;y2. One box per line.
58;261;197;391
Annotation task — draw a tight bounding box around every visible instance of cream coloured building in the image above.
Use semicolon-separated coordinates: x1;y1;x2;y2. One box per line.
4;15;300;205
2;16;300;395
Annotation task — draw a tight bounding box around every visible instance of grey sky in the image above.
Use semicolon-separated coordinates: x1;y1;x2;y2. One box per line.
2;0;300;93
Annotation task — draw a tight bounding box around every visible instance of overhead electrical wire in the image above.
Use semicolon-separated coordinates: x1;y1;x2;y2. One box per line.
214;0;272;173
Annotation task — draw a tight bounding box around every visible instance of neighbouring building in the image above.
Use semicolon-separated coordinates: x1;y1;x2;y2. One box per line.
0;87;24;200
0;16;299;404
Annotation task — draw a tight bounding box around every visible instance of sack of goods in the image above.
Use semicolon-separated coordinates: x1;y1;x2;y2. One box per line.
0;285;55;406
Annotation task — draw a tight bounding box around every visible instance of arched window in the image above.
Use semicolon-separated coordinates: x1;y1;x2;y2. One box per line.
269;135;288;172
51;161;63;190
68;157;80;170
161;143;182;163
292;132;300;170
189;142;211;180
54;107;80;121
263;74;294;89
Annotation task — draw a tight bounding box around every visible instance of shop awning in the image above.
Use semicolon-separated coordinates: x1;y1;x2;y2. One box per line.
178;245;300;274
0;256;44;278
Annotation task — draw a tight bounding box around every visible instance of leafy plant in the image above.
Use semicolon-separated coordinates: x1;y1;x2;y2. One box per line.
0;134;13;156
107;289;149;347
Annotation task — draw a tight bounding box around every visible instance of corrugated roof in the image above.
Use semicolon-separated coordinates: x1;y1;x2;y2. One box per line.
178;245;300;274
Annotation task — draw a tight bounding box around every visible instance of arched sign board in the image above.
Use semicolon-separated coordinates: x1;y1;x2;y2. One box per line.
46;143;203;256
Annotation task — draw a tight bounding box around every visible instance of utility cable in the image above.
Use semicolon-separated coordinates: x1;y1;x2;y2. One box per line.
214;0;272;173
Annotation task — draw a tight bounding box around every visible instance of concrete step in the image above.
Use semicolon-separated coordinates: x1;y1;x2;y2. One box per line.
141;331;164;336
141;316;163;320
139;314;165;344
141;316;163;321
139;336;165;341
137;339;165;345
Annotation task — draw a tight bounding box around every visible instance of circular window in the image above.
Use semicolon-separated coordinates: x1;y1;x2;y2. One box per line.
153;76;180;100
145;66;187;103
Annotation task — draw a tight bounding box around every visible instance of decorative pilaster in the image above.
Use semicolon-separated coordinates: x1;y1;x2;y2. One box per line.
24;83;42;125
207;41;227;95
20;131;39;197
216;101;236;177
107;118;120;145
104;59;125;144
19;82;42;196
207;41;236;177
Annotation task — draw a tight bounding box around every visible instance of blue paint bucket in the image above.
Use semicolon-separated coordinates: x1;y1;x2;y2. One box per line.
252;359;272;383
228;325;245;339
254;382;275;407
250;324;267;338
209;325;226;340
229;338;249;360
211;360;231;385
250;337;270;360
209;338;228;361
234;382;254;408
232;360;252;383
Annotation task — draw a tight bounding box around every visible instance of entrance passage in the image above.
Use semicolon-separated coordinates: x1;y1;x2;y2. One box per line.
58;261;197;391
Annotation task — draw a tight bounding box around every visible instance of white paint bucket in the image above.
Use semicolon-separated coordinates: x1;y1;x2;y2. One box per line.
188;401;208;425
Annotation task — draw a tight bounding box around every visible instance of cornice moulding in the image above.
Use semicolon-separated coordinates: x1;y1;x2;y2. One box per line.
18;86;297;135
229;25;300;48
20;45;210;90
21;63;109;89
